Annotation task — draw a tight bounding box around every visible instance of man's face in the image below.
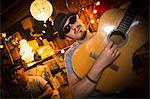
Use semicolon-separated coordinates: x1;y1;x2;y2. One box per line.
63;15;87;40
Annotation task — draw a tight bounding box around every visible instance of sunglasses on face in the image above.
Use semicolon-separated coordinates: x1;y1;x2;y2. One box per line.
63;15;76;34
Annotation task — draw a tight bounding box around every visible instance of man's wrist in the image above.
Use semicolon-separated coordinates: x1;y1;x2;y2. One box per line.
86;74;97;84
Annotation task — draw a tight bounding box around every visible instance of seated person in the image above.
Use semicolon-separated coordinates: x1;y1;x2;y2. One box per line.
14;67;53;98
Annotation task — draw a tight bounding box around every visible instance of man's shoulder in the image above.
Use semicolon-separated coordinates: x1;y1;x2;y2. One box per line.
66;42;80;54
64;49;72;60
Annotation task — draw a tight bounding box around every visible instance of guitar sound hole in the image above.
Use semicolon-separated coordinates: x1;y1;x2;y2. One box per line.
109;31;126;47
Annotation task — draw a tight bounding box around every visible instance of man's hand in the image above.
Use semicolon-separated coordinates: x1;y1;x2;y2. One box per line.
96;41;120;69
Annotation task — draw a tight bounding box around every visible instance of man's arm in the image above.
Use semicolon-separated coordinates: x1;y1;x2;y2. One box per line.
68;72;98;98
68;63;104;98
38;84;53;98
67;41;120;98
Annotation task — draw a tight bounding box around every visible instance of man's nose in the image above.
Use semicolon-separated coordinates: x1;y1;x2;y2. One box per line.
70;24;76;30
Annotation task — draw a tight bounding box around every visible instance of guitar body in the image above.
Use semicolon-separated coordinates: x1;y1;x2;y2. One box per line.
72;8;149;94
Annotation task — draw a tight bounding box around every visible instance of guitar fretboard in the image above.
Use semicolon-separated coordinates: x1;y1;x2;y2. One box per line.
117;7;137;34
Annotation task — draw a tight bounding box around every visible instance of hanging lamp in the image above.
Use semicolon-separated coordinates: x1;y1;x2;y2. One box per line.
30;0;53;22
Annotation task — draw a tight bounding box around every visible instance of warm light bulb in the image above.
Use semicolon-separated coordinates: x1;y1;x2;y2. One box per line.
90;19;95;24
0;45;4;48
85;8;88;11
82;8;85;10
39;37;43;40
93;10;97;14
42;30;46;33
96;1;100;6
43;23;47;27
61;49;65;54
97;19;99;23
2;33;6;38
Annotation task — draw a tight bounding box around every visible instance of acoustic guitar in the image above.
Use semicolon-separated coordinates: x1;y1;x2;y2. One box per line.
72;2;149;94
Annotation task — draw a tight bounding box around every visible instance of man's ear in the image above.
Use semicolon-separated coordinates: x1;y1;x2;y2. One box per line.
65;36;73;41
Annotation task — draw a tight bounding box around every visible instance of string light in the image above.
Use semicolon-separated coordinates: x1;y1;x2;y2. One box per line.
96;1;101;6
90;14;93;18
39;37;43;40
42;30;46;33
2;33;6;38
85;8;88;11
90;19;95;24
97;19;99;23
93;9;97;14
0;45;4;49
43;23;47;27
84;1;101;29
61;49;65;54
82;8;85;11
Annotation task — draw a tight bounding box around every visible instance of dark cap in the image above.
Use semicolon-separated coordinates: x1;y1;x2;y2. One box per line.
54;12;75;39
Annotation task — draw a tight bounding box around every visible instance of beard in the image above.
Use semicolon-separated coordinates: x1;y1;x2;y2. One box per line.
79;31;87;40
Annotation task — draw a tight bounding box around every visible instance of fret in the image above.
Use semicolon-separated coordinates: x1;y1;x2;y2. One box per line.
124;15;135;20
117;27;126;33
124;14;135;20
120;22;130;28
120;20;133;28
117;8;136;34
118;27;128;33
122;17;133;23
118;26;128;31
117;26;129;34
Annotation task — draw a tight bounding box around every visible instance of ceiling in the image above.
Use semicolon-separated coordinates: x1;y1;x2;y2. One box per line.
1;0;34;32
1;0;21;14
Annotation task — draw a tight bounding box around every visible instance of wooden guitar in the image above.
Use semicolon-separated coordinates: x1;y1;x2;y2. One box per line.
72;5;149;94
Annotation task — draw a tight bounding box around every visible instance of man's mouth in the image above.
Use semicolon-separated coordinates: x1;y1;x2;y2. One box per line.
77;25;81;33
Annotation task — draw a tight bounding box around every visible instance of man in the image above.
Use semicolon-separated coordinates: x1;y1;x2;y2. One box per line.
54;12;120;99
14;67;53;98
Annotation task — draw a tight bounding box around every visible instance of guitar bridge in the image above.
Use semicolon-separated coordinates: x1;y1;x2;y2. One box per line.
90;52;97;60
109;64;119;72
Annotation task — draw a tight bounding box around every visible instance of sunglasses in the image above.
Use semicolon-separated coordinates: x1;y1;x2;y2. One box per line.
63;15;76;34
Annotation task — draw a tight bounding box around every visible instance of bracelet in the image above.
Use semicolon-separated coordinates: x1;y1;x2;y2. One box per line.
86;74;97;84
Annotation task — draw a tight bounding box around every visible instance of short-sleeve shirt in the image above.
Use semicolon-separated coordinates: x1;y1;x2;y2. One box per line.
64;42;81;75
64;33;94;75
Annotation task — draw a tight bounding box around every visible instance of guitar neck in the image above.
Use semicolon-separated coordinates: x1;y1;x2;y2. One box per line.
117;1;141;34
117;9;136;34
